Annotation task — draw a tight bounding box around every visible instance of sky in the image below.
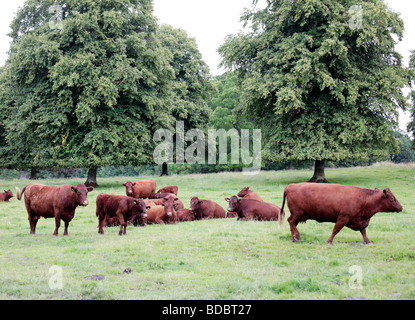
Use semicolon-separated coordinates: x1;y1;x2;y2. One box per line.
0;0;414;131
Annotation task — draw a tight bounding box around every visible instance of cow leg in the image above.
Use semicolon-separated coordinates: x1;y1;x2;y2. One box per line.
53;213;61;237
288;215;301;242
360;229;372;245
63;220;70;237
327;219;348;245
117;213;126;236
28;211;39;235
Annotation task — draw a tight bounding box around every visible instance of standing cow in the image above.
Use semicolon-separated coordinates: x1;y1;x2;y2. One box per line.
281;183;403;245
96;194;148;236
123;179;156;199
0;189;14;202
16;183;93;237
190;197;226;220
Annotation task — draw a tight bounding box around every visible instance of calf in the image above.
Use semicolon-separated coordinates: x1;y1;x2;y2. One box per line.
0;189;14;202
96;194;148;236
190;197;226;220
281;183;403;245
146;197;177;224
237;187;263;202
226;196;284;227
16;183;93;237
157;186;178;195
123;179;156;199
177;209;196;222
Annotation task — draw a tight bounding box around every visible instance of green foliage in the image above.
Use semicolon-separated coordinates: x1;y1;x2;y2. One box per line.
408;51;415;147
219;0;410;163
0;1;213;174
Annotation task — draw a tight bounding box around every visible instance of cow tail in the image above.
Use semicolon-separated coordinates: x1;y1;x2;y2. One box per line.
279;189;287;229
15;186;27;201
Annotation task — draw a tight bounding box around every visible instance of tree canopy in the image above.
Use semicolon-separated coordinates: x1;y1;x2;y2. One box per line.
219;0;410;181
0;0;213;185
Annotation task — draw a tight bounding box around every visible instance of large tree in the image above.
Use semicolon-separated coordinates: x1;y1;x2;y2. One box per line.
408;51;415;145
0;0;211;186
219;0;410;182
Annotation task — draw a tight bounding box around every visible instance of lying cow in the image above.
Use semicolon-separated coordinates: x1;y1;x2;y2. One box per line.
176;209;196;222
226;196;284;227
157;186;178;195
281;183;403;245
96;194;148;236
123;179;156;199
237;187;263;202
0;189;14;202
16;183;93;237
145;194;184;211
190;197;226;220
146;197;177;224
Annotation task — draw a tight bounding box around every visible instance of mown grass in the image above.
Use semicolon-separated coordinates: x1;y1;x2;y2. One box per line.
0;165;414;300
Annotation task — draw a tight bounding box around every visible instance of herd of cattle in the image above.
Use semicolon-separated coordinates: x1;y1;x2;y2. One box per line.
0;178;403;245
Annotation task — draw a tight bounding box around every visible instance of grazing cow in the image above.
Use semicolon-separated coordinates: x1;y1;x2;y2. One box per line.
146;197;177;224
96;194;148;236
157;186;178;195
16;183;93;237
225;196;284;227
281;183;403;245
237;187;263;202
123;179;156;199
177;209;196;222
0;189;14;202
190;197;226;220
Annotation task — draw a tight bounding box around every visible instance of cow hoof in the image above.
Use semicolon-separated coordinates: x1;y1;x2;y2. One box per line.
366;242;373;246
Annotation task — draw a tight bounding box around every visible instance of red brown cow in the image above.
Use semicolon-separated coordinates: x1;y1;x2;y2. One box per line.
96;194;148;236
237;187;263;202
123;179;156;199
146;197;177;224
177;209;196;222
190;197;226;220
226;196;284;227
157;186;178;195
16;183;93;237
145;194;184;211
0;189;14;202
281;183;403;245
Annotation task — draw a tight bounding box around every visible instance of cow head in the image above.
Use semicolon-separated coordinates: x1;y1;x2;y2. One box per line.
190;197;203;211
123;182;136;197
71;184;94;207
4;189;14;199
237;187;250;198
226;196;240;212
132;198;148;219
379;188;403;213
161;197;175;218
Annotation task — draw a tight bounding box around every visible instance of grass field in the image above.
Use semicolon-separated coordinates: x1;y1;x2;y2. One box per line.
0;164;414;300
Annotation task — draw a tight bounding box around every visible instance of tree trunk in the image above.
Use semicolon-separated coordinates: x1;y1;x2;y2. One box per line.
30;167;38;180
309;160;328;183
160;162;169;176
85;168;99;187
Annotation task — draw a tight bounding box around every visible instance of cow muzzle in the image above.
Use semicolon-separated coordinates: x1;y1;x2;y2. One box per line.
142;213;148;219
167;211;173;217
81;200;88;207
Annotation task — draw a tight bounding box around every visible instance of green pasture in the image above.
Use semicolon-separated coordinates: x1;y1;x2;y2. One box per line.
0;164;414;300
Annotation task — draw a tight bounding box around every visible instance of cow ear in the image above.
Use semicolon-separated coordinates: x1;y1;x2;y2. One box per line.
225;198;230;202
87;187;94;192
199;200;203;204
123;183;127;187
146;206;151;210
71;187;77;193
163;197;169;201
132;183;136;186
161;203;165;207
383;189;389;198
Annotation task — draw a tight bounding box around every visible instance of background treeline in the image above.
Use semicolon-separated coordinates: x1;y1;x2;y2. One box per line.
1;71;414;180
